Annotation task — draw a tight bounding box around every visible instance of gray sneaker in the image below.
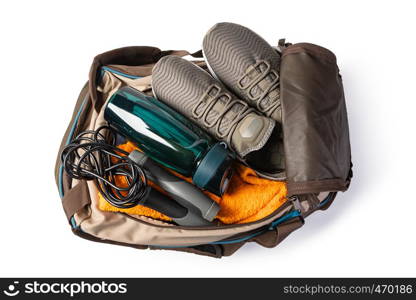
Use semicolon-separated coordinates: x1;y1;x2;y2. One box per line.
203;22;282;122
152;55;284;176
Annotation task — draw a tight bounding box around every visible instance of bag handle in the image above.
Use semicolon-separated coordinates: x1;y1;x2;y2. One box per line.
89;46;203;111
160;49;203;58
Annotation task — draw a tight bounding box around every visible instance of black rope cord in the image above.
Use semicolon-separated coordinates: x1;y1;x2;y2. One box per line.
61;125;148;208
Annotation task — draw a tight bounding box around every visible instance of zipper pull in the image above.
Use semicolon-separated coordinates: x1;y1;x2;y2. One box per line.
289;195;303;214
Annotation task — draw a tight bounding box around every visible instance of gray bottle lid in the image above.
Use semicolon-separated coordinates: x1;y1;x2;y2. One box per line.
193;143;234;196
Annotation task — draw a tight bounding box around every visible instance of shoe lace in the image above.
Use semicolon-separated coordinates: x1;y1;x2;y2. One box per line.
192;84;255;146
237;60;281;116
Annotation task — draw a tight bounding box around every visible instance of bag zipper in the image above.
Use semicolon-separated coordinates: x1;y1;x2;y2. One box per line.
153;209;302;247
122;199;294;230
101;66;142;80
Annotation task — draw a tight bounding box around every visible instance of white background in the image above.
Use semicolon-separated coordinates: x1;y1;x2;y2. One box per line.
0;0;415;277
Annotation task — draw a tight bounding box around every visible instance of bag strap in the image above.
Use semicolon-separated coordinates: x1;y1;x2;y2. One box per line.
62;181;91;222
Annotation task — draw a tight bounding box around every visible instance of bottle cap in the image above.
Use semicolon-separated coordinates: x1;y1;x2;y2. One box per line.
193;143;234;197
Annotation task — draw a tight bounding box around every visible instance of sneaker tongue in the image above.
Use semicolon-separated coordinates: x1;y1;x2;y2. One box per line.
231;113;275;157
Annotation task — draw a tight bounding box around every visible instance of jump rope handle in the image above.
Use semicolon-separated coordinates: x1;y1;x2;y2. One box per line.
129;150;220;222
129;150;215;226
143;188;211;226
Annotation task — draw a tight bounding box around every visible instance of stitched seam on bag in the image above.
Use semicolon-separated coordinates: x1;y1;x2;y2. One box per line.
282;45;336;64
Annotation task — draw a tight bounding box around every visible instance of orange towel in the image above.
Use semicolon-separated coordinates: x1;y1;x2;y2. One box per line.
97;142;287;224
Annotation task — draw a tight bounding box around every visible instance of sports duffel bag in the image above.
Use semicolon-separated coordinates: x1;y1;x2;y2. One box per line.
54;38;352;258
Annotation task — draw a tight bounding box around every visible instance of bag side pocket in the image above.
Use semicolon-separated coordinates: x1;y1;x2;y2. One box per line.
280;43;352;196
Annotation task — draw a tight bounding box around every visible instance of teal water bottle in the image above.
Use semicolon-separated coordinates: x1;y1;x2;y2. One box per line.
104;86;234;196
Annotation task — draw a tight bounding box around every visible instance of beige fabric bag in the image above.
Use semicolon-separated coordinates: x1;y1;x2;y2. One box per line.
54;45;351;258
